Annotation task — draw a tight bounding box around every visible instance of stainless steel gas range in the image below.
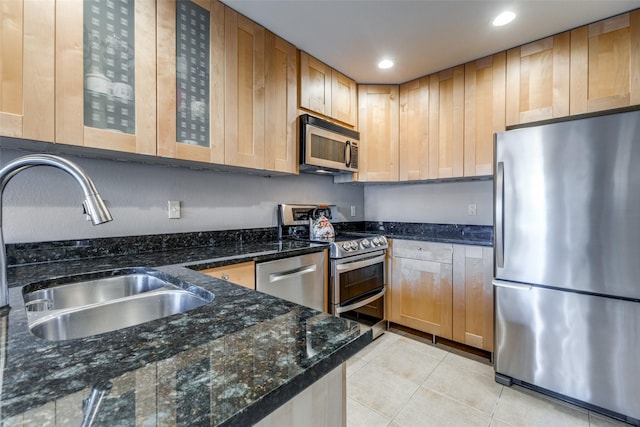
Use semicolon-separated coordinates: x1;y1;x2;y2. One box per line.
278;204;388;338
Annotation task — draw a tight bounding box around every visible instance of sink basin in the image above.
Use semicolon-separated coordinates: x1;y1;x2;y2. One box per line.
24;273;171;310
22;268;214;341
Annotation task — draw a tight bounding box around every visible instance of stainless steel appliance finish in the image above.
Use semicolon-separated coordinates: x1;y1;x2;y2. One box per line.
331;251;386;338
299;114;360;174
256;252;325;312
278;203;388;338
494;109;640;425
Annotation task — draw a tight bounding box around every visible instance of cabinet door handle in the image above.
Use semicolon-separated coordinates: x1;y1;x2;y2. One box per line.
221;274;229;281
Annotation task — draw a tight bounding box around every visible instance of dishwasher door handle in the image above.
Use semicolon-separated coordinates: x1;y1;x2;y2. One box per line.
269;264;318;283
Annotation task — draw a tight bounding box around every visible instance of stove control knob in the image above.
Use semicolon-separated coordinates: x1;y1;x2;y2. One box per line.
361;239;371;248
341;242;352;251
379;236;387;245
372;237;380;246
349;241;358;250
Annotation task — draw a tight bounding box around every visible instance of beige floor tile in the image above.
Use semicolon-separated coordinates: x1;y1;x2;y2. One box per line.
443;351;494;379
369;337;444;384
347;398;391;427
347;362;420;419
423;359;503;414
387;334;449;362
489;418;515;427
346;355;368;378
493;386;589;427
356;332;402;362
588;411;634;427
393;387;492;427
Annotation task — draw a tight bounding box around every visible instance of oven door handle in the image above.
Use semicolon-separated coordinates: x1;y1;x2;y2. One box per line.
335;254;386;272
335;286;386;314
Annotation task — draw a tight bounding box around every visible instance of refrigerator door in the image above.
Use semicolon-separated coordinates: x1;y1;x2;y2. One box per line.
494;281;640;421
495;109;640;300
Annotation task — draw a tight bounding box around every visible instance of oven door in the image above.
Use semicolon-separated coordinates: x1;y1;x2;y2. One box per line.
331;251;386;337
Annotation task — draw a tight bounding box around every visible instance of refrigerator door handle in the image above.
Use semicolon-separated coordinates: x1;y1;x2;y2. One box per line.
495;161;505;268
492;279;532;291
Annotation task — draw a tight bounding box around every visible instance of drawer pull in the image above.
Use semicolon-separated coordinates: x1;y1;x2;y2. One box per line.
222;274;229;280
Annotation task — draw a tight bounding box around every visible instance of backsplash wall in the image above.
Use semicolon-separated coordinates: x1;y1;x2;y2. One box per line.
364;180;494;226
0;147;364;243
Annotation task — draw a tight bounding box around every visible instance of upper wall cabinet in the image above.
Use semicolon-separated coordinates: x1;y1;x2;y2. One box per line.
429;66;464;179
464;53;505;177
0;0;55;142
357;85;399;182
157;0;225;164
224;8;266;170
399;77;430;181
299;51;357;127
264;32;298;174
506;34;570;126
570;11;640;115
56;0;157;154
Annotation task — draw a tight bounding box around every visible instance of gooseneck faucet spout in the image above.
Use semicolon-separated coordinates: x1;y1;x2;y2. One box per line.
0;154;113;309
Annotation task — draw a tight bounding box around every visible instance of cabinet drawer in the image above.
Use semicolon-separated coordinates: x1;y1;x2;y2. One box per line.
200;261;255;290
392;239;453;263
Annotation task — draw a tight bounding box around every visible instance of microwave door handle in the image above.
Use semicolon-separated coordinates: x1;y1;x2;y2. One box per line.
344;140;351;167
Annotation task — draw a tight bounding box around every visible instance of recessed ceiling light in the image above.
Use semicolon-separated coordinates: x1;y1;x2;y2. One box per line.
378;59;394;69
492;11;516;26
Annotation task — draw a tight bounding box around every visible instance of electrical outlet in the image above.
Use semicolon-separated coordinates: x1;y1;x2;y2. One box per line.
168;200;181;219
468;203;477;216
350;205;357;217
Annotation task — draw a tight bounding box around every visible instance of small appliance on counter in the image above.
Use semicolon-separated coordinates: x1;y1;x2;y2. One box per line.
277;204;388;338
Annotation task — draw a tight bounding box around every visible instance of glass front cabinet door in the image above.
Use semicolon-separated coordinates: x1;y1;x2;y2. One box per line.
157;0;225;164
55;0;156;154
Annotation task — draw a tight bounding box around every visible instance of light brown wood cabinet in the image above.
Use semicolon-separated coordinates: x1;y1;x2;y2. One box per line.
570;10;640;115
389;239;494;351
399;77;430;181
357;84;400;182
200;261;256;289
0;0;55;142
506;33;570;126
389;240;454;339
452;245;494;352
464;53;505;177
428;66;465;179
55;0;157;154
224;8;266;169
299;51;357;127
157;0;225;164
264;32;298;174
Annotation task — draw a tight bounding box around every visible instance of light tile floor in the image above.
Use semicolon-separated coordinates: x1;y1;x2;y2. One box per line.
346;328;631;427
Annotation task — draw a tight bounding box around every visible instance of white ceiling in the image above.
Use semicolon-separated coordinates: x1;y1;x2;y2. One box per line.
221;0;640;84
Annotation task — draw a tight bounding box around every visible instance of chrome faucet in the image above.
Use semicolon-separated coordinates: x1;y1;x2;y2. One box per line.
0;154;113;309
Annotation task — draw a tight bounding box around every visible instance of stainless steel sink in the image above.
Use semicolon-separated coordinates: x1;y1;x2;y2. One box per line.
23;273;171;311
22;268;214;341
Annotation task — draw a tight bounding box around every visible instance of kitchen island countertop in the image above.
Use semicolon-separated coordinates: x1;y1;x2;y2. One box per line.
1;239;370;425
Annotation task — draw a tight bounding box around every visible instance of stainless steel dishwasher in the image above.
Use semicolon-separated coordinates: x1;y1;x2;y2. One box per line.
256;251;325;312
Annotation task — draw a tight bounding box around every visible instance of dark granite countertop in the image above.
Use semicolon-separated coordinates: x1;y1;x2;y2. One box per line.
0;236;371;425
365;222;494;247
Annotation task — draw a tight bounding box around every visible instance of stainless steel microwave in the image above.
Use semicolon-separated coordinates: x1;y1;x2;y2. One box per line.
299;114;359;174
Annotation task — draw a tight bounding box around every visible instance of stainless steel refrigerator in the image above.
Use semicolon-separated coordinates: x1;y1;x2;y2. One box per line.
493;108;640;425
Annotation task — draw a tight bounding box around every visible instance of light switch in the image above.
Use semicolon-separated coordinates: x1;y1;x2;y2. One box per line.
168;200;181;219
350;205;357;217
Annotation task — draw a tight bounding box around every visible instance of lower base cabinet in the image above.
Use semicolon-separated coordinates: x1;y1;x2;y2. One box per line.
200;261;256;289
388;239;494;352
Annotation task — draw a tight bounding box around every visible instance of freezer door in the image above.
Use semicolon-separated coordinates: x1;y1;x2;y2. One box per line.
495;109;640;299
494;282;640;421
